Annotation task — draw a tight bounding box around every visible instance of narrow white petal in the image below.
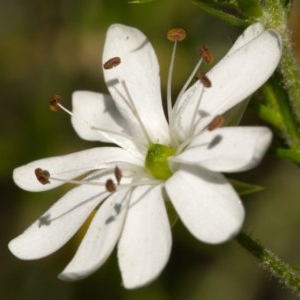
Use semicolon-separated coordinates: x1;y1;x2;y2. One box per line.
13;147;143;192
118;184;171;289
201;28;282;116
103;24;170;145
72;91;132;141
174;27;282;141
172;127;272;172
165;167;244;244
8;184;107;259
59;188;131;281
71;91;146;156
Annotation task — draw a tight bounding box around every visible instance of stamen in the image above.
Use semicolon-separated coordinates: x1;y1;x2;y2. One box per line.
198;73;212;88
38;167;116;188
167;28;186;123
105;179;116;193
208;115;225;131
104;56;152;144
35;168;50;185
199;46;214;65
49;94;62;112
170;55;204;135
175;89;206;153
103;57;121;70
33;165;161;198
49;95;74;116
47;94;147;158
171;47;214;145
167;28;186;42
114;166;122;185
118;79;152;144
171;80;206;149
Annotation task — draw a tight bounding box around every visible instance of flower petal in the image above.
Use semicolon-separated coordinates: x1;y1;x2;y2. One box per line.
227;22;264;55
172;127;272;172
165;166;244;244
13;147;143;192
118;184;171;289
174;26;282;141
72;91;131;141
71;91;146;156
103;24;170;145
8;184;107;259
59;188;131;281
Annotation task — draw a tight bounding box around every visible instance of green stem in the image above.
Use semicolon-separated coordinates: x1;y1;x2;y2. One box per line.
280;39;300;123
236;231;300;295
249;99;283;131
259;74;300;150
271;147;300;165
260;1;300;125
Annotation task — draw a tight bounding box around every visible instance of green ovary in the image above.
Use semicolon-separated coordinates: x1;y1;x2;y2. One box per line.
145;144;176;180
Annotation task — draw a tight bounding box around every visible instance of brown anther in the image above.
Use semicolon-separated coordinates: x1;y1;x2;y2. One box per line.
208;115;225;131
114;166;122;185
106;179;116;193
167;28;186;42
199;46;214;65
198;73;211;88
103;57;121;70
35;168;50;185
49;94;62;112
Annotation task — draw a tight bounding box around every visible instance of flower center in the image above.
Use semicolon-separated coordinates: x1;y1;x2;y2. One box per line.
145;144;176;180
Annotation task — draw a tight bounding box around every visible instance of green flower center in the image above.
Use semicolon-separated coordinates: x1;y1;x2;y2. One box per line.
145;144;176;180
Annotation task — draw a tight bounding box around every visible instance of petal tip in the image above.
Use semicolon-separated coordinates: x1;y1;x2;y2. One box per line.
206;208;245;245
8;238;31;260
8;239;18;256
121;275;158;290
58;272;82;282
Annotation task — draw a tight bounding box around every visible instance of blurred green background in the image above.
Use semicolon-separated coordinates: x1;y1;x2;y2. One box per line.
1;0;300;299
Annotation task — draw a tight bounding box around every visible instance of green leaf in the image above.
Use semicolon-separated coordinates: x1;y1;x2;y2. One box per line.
260;73;300;150
236;0;262;17
249;99;283;132
229;178;264;196
271;148;300;165
224;98;250;126
192;0;250;28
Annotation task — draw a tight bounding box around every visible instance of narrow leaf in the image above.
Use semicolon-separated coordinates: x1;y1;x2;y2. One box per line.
192;0;250;28
229;178;264;196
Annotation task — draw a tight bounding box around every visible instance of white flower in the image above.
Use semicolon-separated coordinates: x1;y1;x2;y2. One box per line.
9;22;282;289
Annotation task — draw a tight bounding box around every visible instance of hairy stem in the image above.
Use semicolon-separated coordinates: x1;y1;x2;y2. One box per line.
260;1;300;126
236;231;300;295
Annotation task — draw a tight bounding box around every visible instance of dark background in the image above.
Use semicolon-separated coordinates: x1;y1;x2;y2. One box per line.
1;1;300;299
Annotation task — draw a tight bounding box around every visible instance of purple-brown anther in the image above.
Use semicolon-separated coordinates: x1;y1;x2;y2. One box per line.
106;179;116;193
114;166;122;185
198;73;211;88
103;57;121;70
199;46;214;65
35;168;51;185
208;115;225;131
167;28;186;42
49;94;62;112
